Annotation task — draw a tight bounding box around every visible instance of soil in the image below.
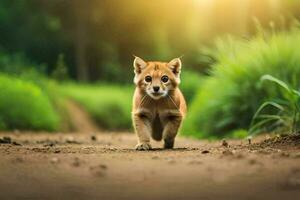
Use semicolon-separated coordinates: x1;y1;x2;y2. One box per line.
0;132;299;200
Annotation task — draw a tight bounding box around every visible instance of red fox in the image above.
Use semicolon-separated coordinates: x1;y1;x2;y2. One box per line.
132;57;187;150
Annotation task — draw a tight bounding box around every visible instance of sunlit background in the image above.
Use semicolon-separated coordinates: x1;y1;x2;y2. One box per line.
0;0;299;138
1;0;299;81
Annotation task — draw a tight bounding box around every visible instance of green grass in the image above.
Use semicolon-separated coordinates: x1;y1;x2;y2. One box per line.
61;83;133;130
249;75;300;135
182;29;300;138
0;74;60;131
180;70;203;104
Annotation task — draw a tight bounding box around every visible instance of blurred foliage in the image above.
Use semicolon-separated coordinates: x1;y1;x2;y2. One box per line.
0;74;60;131
182;28;300;138
0;51;45;75
51;54;69;81
61;83;133;130
1;0;300;82
180;71;203;104
0;52;69;131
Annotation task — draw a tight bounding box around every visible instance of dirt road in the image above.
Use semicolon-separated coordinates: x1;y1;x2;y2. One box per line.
0;132;299;200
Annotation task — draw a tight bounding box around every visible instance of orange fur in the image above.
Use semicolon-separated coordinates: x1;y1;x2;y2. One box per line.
132;57;187;150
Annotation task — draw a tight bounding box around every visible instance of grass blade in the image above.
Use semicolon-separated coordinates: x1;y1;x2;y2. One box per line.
250;101;284;127
249;118;280;135
261;75;292;94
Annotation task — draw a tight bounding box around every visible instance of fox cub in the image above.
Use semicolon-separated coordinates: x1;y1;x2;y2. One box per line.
132;56;187;150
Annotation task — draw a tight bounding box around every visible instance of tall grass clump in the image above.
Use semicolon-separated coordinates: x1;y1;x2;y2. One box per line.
61;83;133;130
182;28;300;138
249;75;300;135
0;74;60;131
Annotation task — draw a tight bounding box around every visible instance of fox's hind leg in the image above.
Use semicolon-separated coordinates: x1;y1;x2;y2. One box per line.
151;115;163;141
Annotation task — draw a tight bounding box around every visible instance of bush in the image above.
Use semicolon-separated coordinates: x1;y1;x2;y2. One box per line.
180;70;203;104
250;75;300;135
0;74;60;131
61;83;133;130
182;29;300;138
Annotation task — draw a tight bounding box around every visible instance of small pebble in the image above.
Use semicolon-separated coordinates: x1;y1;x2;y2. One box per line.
91;135;97;141
99;164;107;169
91;169;105;177
44;142;55;147
3;136;11;141
151;156;159;160
0;136;12;144
222;139;229;148
66;136;74;141
248;159;258;165
65;136;80;144
201;150;210;154
72;157;80;167
235;153;245;159
166;158;176;164
247;136;252;145
54;149;61;153
50;157;59;164
280;152;290;157
89;165;107;177
12;141;22;146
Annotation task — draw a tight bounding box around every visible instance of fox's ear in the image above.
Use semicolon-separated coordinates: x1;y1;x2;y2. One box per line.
168;58;182;78
133;56;147;84
133;56;147;74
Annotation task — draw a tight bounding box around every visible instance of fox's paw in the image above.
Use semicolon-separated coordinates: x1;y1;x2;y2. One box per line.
135;143;152;151
164;138;174;149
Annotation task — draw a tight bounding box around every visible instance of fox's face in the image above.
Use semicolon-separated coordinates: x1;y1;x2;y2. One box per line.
133;57;182;100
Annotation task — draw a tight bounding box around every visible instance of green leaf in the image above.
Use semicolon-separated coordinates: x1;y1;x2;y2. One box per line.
292;89;300;97
250;101;284;127
249;118;280;135
261;74;292;94
256;114;283;120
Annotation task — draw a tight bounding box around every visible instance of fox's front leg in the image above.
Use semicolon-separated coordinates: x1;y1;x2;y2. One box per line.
132;113;152;151
162;115;183;149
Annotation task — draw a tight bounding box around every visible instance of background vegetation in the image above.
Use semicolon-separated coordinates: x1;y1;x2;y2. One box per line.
0;74;59;131
61;83;133;130
0;0;299;138
182;28;300;138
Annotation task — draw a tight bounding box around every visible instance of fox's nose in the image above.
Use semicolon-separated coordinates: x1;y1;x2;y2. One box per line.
153;86;160;92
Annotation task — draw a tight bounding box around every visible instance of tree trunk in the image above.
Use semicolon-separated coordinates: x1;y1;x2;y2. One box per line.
74;2;88;82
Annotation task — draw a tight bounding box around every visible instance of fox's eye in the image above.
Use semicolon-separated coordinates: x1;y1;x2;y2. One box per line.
161;75;169;83
145;76;152;82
